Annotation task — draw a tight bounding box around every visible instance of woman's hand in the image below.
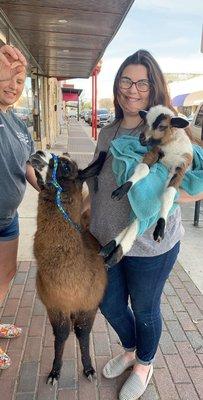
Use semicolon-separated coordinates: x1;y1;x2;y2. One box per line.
26;163;40;192
0;44;27;82
177;189;203;203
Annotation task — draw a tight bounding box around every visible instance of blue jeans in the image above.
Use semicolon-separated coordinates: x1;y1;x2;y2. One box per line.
0;213;19;241
100;241;180;365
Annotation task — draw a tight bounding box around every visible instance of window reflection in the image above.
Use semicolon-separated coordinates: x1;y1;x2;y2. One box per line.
13;77;34;132
195;105;203;127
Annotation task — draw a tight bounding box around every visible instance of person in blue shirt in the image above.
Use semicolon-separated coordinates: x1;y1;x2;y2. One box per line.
0;44;39;369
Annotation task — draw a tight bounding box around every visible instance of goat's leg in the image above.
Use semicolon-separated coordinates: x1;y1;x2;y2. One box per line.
74;309;97;381
47;311;71;385
101;220;140;267
99;225;130;258
112;147;163;200
154;153;192;242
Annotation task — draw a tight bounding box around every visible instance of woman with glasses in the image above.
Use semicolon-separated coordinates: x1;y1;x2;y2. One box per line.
85;49;202;400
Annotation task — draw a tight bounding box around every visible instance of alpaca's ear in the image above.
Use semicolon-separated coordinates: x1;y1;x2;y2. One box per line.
78;151;107;181
139;110;148;121
171;117;189;128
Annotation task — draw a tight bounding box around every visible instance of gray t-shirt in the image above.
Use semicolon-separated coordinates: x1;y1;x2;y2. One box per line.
0;110;35;228
88;120;184;257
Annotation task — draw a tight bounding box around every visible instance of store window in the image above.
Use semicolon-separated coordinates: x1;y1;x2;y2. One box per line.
13;76;34;131
0;15;8;45
194;104;203;127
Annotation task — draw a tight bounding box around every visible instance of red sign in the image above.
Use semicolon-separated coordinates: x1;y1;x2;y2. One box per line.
63;92;78;102
63;83;74;88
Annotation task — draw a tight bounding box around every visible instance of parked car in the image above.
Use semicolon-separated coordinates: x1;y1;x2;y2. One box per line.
97;108;110;127
84;110;91;123
87;110;100;127
105;112;115;125
190;102;203;140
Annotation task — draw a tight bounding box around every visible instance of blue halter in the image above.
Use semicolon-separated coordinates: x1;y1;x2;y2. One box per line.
51;153;82;233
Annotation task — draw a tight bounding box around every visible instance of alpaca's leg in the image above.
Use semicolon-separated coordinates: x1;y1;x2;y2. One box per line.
154;154;192;242
47;311;71;385
74;309;97;381
101;220;139;267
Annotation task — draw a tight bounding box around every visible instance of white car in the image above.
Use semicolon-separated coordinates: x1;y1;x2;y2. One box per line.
190;102;203;140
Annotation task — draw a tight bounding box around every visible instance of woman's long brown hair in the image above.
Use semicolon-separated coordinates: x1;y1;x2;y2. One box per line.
113;49;202;146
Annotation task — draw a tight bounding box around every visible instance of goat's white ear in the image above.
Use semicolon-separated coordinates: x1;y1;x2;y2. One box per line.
139;110;148;120
171;117;189;128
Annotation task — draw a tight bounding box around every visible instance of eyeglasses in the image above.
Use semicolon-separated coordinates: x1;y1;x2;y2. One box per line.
119;77;151;92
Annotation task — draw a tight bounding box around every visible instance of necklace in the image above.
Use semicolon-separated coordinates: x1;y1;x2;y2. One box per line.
104;119;144;163
93;119;144;192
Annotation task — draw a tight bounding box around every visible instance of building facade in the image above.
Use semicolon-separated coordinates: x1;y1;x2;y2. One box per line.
0;10;62;150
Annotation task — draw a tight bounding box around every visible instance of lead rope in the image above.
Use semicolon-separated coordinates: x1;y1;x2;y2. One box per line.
51;154;82;232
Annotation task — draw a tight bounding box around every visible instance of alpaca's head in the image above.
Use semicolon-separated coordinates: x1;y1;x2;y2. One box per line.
139;105;189;146
29;150;107;191
29;151;79;190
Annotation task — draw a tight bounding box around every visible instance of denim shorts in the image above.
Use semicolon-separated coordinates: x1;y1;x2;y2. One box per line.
0;213;19;242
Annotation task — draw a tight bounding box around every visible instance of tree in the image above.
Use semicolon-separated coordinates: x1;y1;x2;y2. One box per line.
99;98;113;110
81;100;91;110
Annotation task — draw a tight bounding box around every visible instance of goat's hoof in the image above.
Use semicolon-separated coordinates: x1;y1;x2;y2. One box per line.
84;367;97;381
111;182;132;200
46;370;60;386
99;240;117;257
105;245;123;267
153;218;165;242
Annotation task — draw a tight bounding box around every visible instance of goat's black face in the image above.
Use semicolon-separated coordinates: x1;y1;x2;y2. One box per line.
29;151;79;189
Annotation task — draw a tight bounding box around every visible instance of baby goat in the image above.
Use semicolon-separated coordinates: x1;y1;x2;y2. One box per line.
100;105;192;266
29;150;107;385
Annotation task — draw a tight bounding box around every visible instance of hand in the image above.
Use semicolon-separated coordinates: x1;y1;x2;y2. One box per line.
0;44;27;82
177;189;203;203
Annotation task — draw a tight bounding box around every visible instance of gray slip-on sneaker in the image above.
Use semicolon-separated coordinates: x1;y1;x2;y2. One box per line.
102;353;136;379
119;364;153;400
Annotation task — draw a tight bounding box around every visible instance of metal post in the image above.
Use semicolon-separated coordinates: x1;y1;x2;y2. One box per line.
194;200;201;226
77;100;79;121
95;68;98;141
194;119;203;226
92;73;95;139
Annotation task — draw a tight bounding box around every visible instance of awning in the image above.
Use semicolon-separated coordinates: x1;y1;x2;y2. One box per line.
172;91;203;107
0;1;134;79
172;93;189;107
62;87;82;102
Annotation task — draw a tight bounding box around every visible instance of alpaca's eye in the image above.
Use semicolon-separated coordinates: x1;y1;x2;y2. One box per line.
61;162;70;173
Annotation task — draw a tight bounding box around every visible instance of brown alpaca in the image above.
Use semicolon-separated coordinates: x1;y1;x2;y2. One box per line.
29;150;107;385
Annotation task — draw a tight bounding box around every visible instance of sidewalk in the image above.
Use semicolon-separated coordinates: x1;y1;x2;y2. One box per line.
0;119;202;400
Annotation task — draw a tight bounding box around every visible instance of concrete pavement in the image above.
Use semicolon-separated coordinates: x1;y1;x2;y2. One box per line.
0;119;202;400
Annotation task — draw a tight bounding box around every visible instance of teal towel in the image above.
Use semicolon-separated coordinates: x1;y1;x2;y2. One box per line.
110;135;203;235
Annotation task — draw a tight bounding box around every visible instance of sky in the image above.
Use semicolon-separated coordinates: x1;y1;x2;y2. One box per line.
70;0;203;101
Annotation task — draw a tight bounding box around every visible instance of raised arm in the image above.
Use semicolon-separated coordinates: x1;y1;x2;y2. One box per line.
0;44;27;82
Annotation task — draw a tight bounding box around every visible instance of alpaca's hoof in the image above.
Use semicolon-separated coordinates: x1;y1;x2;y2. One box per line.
84;367;97;381
105;245;123;267
46;370;60;385
111;182;132;200
99;240;117;257
153;218;165;242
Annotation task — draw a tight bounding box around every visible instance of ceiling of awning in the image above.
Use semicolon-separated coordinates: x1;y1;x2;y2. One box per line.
0;0;134;79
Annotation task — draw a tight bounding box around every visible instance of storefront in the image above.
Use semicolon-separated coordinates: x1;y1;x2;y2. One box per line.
0;11;61;149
